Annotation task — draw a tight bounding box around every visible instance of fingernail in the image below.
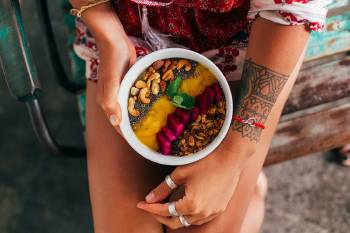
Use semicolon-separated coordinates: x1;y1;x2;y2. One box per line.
136;202;143;208
145;192;155;202
109;114;119;126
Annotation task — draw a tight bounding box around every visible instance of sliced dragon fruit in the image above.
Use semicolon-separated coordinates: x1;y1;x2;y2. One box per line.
205;87;215;108
175;108;190;124
211;83;223;101
157;132;172;155
167;114;185;137
161;126;176;142
198;93;209;114
191;106;200;121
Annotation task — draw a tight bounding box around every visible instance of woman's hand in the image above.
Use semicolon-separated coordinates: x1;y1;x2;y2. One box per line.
137;132;252;229
95;37;136;129
69;0;136;130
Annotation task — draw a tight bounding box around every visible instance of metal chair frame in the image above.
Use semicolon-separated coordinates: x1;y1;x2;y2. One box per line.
0;0;85;157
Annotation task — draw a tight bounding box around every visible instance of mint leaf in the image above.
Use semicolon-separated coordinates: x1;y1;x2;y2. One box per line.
171;93;195;109
166;76;181;98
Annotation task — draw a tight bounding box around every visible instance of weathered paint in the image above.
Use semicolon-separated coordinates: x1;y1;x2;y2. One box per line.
326;0;349;9
0;26;10;40
306;12;350;61
284;53;350;113
266;97;350;166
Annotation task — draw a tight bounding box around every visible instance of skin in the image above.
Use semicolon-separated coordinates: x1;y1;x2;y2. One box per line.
70;1;310;232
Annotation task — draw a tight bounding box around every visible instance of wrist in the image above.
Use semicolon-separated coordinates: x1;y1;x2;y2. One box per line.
219;130;257;169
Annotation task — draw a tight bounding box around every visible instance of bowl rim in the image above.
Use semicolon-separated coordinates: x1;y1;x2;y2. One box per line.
118;48;233;166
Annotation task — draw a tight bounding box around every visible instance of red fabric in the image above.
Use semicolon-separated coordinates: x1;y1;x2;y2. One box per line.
113;0;250;52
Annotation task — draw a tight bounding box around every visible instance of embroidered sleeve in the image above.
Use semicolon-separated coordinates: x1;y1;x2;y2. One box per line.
248;0;331;32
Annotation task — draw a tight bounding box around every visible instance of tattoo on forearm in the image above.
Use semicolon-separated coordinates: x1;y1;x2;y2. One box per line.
232;59;288;142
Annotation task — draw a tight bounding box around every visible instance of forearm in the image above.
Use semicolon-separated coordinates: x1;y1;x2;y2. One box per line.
223;17;310;166
69;0;128;52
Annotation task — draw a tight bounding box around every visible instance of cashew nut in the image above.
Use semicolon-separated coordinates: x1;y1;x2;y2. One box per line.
162;69;174;81
147;72;161;88
128;97;140;117
152;60;164;70
151;80;160;95
130;87;139;96
177;59;192;71
139;88;151;104
135;80;147;89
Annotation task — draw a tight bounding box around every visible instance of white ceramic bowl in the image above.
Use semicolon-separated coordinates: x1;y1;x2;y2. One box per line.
118;48;233;166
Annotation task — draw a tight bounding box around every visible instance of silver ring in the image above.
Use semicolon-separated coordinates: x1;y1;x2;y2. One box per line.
168;202;179;217
179;215;191;227
165;175;178;190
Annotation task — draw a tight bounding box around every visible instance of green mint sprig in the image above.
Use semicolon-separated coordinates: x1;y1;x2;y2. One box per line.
166;76;195;109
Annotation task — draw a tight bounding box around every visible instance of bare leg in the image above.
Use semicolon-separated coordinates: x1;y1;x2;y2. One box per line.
86;81;170;233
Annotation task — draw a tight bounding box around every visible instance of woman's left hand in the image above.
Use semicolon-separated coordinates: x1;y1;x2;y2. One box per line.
137;133;251;229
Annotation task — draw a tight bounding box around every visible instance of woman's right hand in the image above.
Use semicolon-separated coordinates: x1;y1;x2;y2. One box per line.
69;0;136;130
95;36;136;129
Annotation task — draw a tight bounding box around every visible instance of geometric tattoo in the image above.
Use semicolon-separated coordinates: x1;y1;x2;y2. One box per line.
232;59;288;142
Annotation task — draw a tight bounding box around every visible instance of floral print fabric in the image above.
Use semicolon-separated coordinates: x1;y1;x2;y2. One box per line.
73;0;329;81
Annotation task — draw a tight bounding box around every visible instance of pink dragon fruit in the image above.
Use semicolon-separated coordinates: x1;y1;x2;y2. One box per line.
156;132;172;155
161;126;176;142
211;83;223;101
175;108;191;124
190;106;200;121
167;114;185;137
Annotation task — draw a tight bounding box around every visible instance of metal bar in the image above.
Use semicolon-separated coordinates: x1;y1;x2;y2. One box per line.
26;98;86;157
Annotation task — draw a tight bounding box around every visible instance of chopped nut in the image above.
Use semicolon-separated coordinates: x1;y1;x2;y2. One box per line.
163;60;171;72
162;69;174;81
143;67;156;80
201;114;207;123
152;60;164;70
160;80;167;93
168;60;178;71
188;136;195;147
177;59;192;71
208;106;216;115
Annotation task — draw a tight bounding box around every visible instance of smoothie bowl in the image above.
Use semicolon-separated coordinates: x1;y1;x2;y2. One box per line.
118;48;233;166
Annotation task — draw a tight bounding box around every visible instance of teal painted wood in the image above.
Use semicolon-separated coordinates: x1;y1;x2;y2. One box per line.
326;0;349;9
0;0;40;101
306;12;350;61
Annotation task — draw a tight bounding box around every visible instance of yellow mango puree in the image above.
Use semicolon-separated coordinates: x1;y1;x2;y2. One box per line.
133;64;218;150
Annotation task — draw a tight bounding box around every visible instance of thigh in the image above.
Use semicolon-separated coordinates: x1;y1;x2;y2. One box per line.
86;82;171;233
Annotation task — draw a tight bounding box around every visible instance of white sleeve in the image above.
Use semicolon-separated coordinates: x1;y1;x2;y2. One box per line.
248;0;331;32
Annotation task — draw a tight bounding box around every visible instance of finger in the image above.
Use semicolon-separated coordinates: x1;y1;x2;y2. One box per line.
137;201;172;217
144;180;173;203
151;215;184;230
145;173;183;203
151;213;216;230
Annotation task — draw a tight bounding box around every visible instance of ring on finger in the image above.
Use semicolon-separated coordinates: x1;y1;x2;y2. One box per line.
179;215;191;227
165;175;178;190
168;202;179;217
